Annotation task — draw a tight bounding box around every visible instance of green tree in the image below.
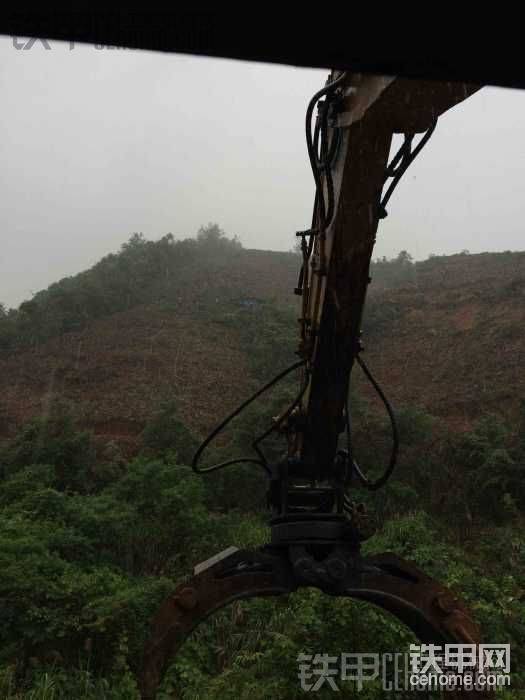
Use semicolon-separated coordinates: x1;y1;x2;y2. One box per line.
140;400;198;464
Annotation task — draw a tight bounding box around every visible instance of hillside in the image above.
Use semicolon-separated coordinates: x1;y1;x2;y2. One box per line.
0;230;523;453
1;230;524;698
362;251;525;427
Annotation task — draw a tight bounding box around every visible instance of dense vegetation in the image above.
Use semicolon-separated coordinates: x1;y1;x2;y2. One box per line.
0;396;523;698
0;230;523;698
0;232;426;355
0;225;243;352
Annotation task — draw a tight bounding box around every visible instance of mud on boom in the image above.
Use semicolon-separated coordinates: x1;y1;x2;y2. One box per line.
139;72;490;699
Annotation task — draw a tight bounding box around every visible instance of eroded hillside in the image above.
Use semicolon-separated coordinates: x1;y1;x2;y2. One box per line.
0;233;523;451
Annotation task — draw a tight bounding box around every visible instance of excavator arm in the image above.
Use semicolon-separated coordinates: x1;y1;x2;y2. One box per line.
139;73;491;699
299;72;480;478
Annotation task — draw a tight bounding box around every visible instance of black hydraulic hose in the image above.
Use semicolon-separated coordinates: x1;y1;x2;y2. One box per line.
252;376;309;465
305;72;346;228
380;120;437;217
345;354;399;491
192;359;306;476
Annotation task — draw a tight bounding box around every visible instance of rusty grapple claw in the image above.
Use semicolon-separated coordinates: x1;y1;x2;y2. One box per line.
139;544;493;699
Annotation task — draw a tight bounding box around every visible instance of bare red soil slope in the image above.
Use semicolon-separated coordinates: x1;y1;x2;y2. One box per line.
0;250;523;451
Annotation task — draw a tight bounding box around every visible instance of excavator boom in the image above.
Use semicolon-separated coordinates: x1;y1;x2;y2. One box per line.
300;73;480;477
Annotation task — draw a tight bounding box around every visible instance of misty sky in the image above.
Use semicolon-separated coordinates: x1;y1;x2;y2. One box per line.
1;36;524;309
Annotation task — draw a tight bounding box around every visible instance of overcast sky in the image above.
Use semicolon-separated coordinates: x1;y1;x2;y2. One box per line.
1;36;524;308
